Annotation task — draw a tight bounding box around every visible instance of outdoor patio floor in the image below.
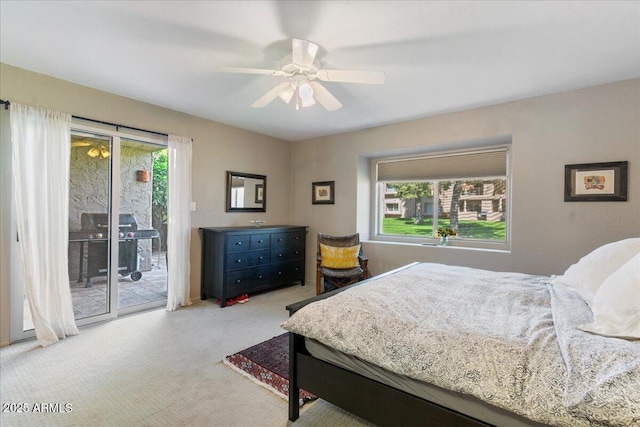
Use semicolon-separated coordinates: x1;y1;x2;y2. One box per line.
23;251;167;331
69;250;168;319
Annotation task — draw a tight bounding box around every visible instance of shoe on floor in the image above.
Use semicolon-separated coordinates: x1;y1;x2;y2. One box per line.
216;298;238;306
235;294;249;304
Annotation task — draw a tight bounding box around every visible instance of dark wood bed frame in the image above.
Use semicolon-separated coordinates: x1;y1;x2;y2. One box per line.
286;263;493;427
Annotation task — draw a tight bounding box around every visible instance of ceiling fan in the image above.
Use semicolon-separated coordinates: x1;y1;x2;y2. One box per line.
71;136;110;158
216;39;386;111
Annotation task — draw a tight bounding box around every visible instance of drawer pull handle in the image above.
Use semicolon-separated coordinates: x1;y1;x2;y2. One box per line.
278;271;282;275
278;238;283;242
278;254;283;257
258;275;263;279
236;259;242;263
295;236;299;240
235;279;241;283
258;256;263;260
236;241;242;245
258;240;263;243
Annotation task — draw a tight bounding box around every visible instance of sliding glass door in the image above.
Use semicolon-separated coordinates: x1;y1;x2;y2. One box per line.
67;126;168;324
116;138;167;316
11;121;168;341
67;132;113;321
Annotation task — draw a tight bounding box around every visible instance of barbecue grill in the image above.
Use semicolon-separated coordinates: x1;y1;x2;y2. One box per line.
69;213;159;287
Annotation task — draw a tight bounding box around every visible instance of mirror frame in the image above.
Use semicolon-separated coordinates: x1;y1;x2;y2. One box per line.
226;171;267;212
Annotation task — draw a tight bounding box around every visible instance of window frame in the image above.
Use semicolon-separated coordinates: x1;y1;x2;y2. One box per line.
371;146;511;252
385;202;400;213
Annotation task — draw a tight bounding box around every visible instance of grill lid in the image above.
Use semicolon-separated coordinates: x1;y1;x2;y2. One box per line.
81;213;138;230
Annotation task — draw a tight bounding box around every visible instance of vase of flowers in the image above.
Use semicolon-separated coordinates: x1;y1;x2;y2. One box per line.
436;227;456;246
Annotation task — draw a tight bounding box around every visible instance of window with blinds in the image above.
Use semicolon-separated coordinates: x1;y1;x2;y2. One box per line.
375;147;509;245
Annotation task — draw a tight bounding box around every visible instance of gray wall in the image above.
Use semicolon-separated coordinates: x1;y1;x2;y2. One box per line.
291;79;640;279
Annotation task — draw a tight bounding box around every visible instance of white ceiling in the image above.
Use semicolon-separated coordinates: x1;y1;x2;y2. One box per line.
1;1;639;141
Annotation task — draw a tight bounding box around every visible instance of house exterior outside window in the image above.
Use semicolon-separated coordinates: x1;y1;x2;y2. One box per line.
374;147;510;249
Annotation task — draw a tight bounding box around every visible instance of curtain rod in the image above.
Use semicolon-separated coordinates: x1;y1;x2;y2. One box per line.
0;99;185;140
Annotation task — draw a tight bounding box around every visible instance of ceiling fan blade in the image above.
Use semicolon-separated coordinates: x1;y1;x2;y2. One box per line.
215;67;288;77
251;82;292;108
292;39;318;69
308;81;342;111
315;69;386;84
278;84;295;104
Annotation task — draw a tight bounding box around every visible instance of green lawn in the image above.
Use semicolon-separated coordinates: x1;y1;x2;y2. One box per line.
382;217;506;240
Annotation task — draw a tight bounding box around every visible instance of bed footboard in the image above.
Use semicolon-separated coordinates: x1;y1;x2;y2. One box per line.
288;332;303;421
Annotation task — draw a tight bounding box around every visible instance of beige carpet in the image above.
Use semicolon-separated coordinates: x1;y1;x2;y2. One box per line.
0;284;373;427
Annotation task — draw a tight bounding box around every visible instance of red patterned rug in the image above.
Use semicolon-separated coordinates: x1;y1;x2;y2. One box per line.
223;332;316;405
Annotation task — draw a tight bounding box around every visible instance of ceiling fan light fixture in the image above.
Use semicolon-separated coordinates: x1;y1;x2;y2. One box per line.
298;82;315;108
300;96;315;108
87;146;100;158
100;145;110;158
87;145;110;159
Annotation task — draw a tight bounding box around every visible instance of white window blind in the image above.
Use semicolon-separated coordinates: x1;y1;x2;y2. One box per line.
377;149;507;181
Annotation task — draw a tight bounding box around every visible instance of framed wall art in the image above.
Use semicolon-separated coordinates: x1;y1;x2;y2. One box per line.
564;161;628;202
312;181;335;205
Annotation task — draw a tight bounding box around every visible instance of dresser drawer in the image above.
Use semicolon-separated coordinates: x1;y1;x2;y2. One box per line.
226;235;250;253
270;232;289;247
271;231;305;248
290;246;304;259
226;267;269;293
250;249;271;266
288;230;305;246
226;249;270;270
250;234;270;249
270;260;305;282
271;247;304;263
226;252;251;271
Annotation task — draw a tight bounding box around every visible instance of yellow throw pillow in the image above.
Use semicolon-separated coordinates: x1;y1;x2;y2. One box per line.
320;244;360;269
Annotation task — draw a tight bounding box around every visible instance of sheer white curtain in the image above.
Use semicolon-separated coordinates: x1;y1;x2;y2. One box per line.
10;103;79;346
166;134;193;310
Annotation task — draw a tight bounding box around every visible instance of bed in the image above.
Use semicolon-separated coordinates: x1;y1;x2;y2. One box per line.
282;249;640;427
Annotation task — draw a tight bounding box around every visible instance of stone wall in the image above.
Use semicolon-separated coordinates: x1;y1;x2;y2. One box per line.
68;143;154;282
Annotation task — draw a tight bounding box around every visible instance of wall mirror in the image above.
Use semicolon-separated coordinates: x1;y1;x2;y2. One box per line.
226;171;267;212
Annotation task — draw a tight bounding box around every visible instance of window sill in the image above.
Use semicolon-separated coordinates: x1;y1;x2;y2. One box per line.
368;236;511;254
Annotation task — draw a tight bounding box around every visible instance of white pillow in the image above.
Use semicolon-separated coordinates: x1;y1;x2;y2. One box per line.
551;238;640;306
579;253;640;339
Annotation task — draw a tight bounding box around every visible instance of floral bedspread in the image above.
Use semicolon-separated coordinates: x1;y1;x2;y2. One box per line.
281;263;640;426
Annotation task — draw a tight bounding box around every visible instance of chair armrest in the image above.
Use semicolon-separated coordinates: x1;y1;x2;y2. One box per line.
359;255;369;270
